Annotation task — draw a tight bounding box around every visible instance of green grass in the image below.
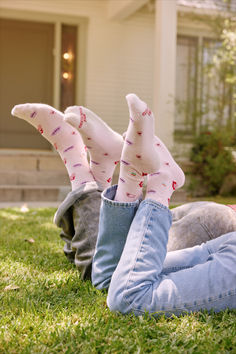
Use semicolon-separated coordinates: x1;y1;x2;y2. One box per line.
0;207;235;353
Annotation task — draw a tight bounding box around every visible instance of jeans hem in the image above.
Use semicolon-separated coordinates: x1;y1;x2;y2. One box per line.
102;185;143;208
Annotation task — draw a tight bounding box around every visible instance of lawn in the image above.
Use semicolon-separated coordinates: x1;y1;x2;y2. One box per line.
0;205;235;353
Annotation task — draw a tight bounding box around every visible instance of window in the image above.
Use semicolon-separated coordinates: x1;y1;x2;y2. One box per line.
175;36;198;139
201;38;234;130
175;34;235;140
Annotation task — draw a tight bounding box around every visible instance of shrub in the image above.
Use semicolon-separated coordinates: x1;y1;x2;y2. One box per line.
190;130;236;195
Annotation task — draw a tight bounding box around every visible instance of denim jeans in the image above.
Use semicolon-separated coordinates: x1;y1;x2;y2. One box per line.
92;185;236;317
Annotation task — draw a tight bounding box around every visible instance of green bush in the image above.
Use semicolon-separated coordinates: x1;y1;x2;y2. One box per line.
190;130;236;195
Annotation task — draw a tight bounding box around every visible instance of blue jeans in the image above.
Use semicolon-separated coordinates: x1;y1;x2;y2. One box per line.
92;185;236;316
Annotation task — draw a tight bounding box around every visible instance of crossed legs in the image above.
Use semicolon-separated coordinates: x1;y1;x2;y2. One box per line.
92;94;236;316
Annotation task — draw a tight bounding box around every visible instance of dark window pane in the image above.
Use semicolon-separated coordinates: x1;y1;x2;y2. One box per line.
60;24;77;112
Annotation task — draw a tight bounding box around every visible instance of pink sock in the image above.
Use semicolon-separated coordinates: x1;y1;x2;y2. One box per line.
11;104;94;190
146;136;185;206
115;94;160;202
64;106;123;189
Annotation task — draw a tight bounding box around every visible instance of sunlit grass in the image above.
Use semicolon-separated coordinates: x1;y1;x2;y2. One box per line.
0;207;235;353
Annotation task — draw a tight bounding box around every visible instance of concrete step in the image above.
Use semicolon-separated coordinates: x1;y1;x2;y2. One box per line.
0;185;70;202
0;184;188;203
0;170;70;186
0;149;65;171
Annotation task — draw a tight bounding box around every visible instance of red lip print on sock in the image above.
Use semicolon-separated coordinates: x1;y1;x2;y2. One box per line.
137;131;142;136
64;158;67;165
142;172;147;176
104;153;109;156
172;181;177;190
142;107;152;116
107;177;112;183
114;161;119;165
78;107;87;128
136;154;141;159
139;181;143;188
70;173;76;181
50;110;55;115
37;125;43;134
126;192;136;198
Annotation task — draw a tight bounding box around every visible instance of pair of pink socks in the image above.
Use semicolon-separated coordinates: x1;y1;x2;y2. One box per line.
11;104;123;191
12;94;185;206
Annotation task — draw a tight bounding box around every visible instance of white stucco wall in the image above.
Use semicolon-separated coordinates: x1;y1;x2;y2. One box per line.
0;0;155;135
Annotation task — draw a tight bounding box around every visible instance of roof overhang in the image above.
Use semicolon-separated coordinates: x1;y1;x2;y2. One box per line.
107;0;149;20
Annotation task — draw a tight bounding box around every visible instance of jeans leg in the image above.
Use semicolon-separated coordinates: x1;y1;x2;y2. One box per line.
163;232;235;274
92;185;142;290
107;199;236;316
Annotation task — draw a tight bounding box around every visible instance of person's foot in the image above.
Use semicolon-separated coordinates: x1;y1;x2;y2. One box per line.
145;136;185;206
64;106;123;189
115;94;160;202
11;104;94;190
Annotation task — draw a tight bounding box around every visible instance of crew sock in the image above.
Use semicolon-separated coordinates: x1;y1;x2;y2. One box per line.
11;104;94;190
115;94;160;202
64;106;123;189
145;135;185;206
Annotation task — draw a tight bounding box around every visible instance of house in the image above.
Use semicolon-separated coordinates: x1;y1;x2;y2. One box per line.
0;0;235;202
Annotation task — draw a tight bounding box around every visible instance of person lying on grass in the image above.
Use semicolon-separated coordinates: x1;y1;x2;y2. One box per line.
11;95;236;314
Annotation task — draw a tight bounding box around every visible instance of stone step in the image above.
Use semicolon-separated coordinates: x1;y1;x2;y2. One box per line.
0;185;70;202
0;184;187;204
0;149;65;171
0;170;70;186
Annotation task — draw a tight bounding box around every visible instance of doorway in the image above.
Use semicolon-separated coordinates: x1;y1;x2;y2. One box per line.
0;18;54;149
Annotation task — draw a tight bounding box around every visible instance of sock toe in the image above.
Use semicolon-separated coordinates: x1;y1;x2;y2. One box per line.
64;112;80;128
64;106;80;115
126;93;147;118
11;104;28;118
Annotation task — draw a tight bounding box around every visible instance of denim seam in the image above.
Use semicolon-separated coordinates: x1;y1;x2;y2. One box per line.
162;265;193;273
122;207;154;308
105;201;140;208
122;203;171;308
